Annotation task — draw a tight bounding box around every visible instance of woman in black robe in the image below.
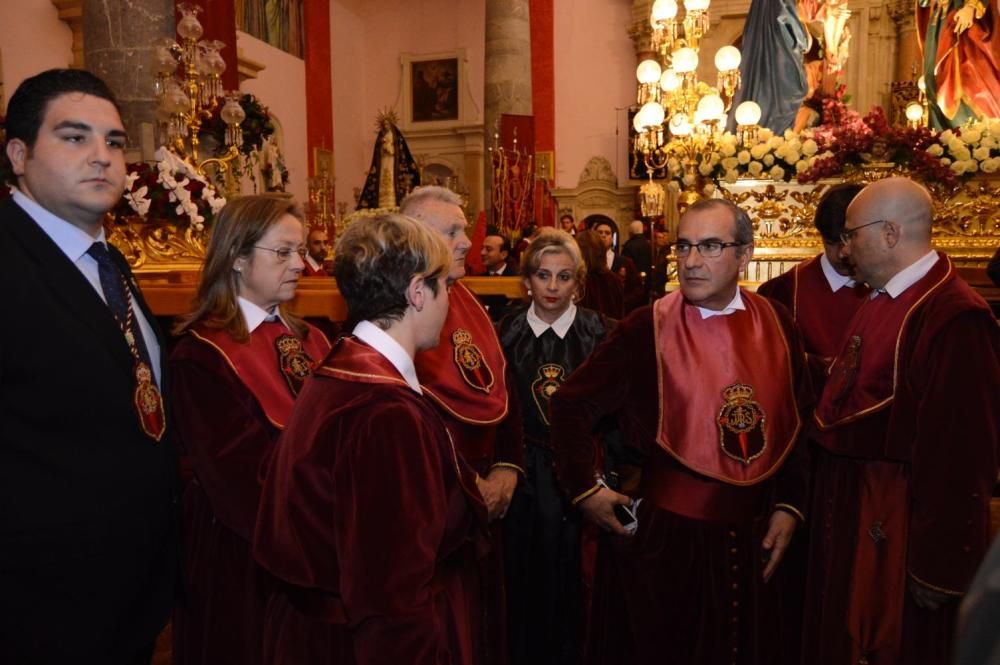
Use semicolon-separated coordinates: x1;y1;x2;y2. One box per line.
500;228;614;665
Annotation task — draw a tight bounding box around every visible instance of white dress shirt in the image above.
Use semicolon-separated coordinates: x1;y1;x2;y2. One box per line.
820;253;857;292
697;288;746;319
13;190;162;385
238;296;289;333
352;320;422;394
874;250;939;300
304;254;324;273
526;302;578;339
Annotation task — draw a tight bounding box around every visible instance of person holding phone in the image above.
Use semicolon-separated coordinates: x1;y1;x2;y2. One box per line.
254;213;488;664
550;199;812;665
498;228;615;665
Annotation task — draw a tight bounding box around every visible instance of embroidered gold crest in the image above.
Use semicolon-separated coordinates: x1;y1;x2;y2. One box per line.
133;361;166;442
531;363;565;425
451;329;495;394
275;334;317;396
717;382;767;465
830;334;862;405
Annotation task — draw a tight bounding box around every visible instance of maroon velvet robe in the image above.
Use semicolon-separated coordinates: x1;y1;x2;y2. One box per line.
579;271;625;320
757;256;869;658
805;254;1000;665
550;293;812;665
758;255;868;386
253;336;488;665
170;320;330;665
415;281;525;665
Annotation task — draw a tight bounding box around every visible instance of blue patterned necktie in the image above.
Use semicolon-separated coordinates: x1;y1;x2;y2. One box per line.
87;242;153;367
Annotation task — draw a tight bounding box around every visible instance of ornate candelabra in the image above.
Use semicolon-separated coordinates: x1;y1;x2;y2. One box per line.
489;125;534;237
634;0;755;202
153;3;244;176
308;168;335;233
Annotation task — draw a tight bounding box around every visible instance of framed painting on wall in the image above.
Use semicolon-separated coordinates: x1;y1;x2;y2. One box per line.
399;50;476;131
411;57;459;122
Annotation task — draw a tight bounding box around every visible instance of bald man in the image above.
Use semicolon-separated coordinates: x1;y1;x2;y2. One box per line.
803;177;1000;665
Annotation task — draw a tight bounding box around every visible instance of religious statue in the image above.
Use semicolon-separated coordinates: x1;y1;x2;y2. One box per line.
377;127;396;209
917;0;1000;128
727;0;810;134
355;110;421;211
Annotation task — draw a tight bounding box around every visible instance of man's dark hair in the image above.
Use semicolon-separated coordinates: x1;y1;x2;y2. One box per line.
485;231;512;255
814;183;864;243
683;198;754;255
2;69;121;185
5;69;120;147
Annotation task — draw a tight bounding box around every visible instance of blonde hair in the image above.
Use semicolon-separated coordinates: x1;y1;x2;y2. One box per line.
174;195;306;340
520;228;586;286
334;213;451;328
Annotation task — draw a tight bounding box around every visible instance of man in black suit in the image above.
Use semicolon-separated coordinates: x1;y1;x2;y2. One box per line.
0;69;177;664
481;230;517;276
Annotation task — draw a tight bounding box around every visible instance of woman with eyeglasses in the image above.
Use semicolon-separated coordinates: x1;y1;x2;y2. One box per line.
170;195;331;665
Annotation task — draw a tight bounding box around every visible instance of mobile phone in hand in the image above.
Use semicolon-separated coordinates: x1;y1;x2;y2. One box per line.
613;502;638;534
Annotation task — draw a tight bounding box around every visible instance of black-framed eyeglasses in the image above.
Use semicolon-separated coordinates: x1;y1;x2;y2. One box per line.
674;241;744;258
840;219;886;244
254;245;307;262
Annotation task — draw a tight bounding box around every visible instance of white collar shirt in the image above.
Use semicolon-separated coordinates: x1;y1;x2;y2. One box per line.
304;254;323;272
820;253;857;292
873;250;939;300
352;320;422;394
238;296;288;333
696;288;746;319
526;302;577;339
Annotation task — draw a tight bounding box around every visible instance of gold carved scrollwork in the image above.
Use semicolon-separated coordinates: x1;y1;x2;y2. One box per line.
720;181;829;246
106;216;209;272
930;178;1000;264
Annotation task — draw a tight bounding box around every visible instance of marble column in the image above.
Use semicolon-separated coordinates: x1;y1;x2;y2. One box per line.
484;0;533;213
83;0;175;160
891;1;921;84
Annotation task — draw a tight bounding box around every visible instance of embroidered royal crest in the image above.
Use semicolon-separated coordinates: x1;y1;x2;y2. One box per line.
717;382;767;465
531;363;566;426
451;329;495;394
134;361;165;442
830;335;862;405
275;334;317;396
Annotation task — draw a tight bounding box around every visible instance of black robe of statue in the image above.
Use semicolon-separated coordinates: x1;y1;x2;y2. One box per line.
356;120;421;210
499;305;614;665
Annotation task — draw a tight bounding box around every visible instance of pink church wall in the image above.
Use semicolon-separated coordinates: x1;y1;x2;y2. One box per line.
236;32;309;204
552;0;636;189
330;0;485;212
0;0;73;107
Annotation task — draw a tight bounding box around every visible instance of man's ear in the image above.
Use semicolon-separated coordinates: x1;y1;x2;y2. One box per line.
738;242;754;271
406;274;425;312
883;220;901;248
6;138;28;178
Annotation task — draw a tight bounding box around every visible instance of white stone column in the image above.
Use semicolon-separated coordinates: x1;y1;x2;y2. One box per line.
484;0;533;214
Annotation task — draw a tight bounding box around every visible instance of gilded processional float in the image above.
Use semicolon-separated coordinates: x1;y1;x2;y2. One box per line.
3;1;995;313
629;0;1000;294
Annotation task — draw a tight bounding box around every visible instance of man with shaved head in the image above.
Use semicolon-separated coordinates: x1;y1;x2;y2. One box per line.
803;176;1000;665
